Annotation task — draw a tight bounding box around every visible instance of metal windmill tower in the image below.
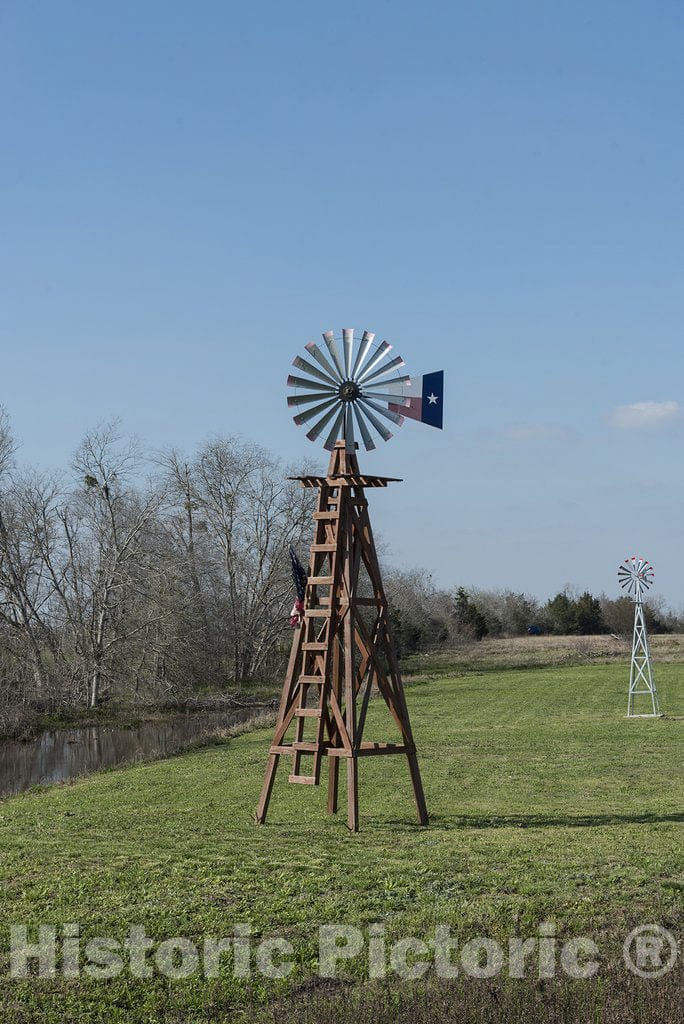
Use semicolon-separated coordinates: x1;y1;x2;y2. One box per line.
618;556;661;718
255;329;443;831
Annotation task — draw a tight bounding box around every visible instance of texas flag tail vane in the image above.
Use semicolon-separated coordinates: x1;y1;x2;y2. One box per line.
389;370;444;429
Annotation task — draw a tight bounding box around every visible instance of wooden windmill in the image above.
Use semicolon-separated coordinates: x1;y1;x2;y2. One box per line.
255;329;443;832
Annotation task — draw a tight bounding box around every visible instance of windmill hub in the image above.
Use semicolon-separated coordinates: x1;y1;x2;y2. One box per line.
339;380;360;402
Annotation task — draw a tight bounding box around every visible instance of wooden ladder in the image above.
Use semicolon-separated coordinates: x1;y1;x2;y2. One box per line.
284;478;340;785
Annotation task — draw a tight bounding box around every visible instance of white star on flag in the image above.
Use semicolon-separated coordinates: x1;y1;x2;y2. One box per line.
427;393;438;405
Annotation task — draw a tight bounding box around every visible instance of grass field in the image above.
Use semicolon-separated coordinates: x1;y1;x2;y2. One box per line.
0;653;681;1022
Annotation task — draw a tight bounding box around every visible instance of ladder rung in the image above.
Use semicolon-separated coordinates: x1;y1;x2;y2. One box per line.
313;511;338;520
304;608;331;617
288;775;317;785
271;742;321;755
298;674;326;684
309;576;333;585
303;642;328;651
294;708;321;717
311;543;337;552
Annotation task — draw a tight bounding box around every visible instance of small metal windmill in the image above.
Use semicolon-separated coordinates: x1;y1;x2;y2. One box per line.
618;555;660;717
256;329;443;832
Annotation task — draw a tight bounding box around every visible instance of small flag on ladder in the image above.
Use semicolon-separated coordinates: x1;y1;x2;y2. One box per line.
389;370;444;429
288;546;308;627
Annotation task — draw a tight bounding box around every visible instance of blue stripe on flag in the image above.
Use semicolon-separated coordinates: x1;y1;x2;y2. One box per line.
420;371;444;428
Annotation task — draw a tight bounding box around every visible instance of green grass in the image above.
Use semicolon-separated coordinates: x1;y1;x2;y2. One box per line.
0;661;681;1022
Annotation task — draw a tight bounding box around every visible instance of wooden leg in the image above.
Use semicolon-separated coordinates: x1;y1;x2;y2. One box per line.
327;755;340;814
255;753;279;824
407;751;429;826
346;756;359;832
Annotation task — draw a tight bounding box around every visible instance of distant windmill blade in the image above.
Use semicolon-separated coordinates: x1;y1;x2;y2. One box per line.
322;331;346;380
287;329;408;452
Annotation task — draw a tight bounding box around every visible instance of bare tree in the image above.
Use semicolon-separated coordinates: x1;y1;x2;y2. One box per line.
190;437;314;683
36;423;167;707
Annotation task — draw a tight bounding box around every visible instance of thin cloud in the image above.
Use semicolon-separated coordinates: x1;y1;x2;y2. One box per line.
504;423;568;441
610;400;681;430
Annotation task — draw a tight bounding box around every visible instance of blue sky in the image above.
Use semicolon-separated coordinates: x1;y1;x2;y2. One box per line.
1;1;682;605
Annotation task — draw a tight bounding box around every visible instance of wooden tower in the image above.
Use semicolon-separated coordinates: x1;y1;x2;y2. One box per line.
255;442;429;832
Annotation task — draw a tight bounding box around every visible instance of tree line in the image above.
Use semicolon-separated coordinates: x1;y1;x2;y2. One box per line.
384;572;683;656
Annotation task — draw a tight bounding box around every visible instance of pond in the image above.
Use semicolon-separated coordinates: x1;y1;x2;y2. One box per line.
0;708;258;799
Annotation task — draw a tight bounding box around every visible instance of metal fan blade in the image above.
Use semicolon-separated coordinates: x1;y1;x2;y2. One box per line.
353;404;376;451
342;328;354;378
288;390;339;407
359;391;411;405
293;397;339;426
292;355;339;387
306;401;343;442
344;403;356;452
351;331;375;378
323;407;346;451
357;340;392;382
322;331;346;380
356;400;393;443
287;374;337;392
361;395;405;426
360;354;406;386
305;341;342;382
361;374;411;392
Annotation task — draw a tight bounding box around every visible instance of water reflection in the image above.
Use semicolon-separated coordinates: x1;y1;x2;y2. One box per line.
0;710;254;798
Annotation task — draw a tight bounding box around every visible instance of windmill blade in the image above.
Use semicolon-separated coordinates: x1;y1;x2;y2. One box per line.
357;340;392;382
322;331;346;380
306;401;343;442
292;355;339;387
360;354;406;386
342;328;354;377
288;390;339;407
293;397;339;426
344;403;356;452
287;374;337;392
323;407;346;451
305;341;343;382
361;374;412;392
351;331;375;378
353;404;376;451
360;391;411;405
360;395;405;426
356;400;393;443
